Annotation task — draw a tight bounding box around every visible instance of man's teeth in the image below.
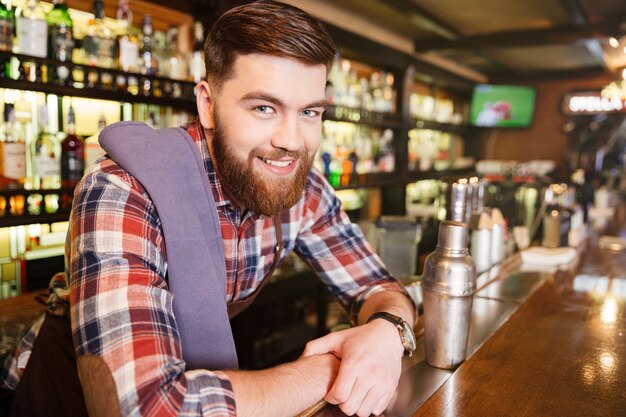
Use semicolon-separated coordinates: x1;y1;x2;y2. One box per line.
261;158;293;167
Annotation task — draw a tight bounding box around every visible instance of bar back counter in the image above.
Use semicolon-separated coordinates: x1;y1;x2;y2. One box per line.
313;203;626;417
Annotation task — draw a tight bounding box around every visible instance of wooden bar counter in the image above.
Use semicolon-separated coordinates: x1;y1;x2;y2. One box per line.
315;204;626;417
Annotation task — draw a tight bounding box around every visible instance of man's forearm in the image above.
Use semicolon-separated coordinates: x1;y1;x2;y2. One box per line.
357;290;417;326
224;353;339;417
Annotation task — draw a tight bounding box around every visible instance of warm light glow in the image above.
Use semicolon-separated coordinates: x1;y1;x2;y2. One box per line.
573;274;609;294
622;68;626;80
27;224;42;237
601;80;626;100
609;37;620;48
610;278;626;299
23;91;37;102
581;363;596;385
3;88;19;103
599;352;616;373
600;297;618;325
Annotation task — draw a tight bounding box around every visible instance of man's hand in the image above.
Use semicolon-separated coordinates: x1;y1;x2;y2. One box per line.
301;318;404;416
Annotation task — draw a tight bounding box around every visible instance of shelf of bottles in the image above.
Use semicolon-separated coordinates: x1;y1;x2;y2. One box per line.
405;178;440;219
0;0;202;222
0;0;205;111
0;50;197;111
317;57;400;189
406;83;476;179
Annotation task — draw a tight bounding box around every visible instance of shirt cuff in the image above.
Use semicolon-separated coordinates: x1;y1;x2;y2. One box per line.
185;369;237;416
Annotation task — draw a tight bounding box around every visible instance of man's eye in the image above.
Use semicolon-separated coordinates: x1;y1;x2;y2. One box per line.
302;109;321;118
255;106;274;114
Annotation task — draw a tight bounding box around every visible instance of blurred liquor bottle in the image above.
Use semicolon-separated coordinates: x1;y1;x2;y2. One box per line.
165;25;188;81
379;72;396;113
139;14;158;96
32;104;60;190
84;113;106;174
15;0;47;58
140;14;158;76
82;0;115;88
115;0;139;91
0;1;11;79
189;20;205;83
46;0;74;85
0;103;27;190
14;0;47;82
0;1;13;53
60;104;83;190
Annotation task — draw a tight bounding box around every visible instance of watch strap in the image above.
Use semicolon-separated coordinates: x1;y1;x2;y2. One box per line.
366;311;403;327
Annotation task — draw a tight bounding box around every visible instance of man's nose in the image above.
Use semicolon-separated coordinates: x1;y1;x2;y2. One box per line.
270;114;303;151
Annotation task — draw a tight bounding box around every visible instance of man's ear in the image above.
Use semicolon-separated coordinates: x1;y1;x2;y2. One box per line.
196;81;215;130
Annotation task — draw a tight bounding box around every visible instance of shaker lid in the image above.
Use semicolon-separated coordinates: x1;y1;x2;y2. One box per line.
423;220;476;295
437;220;468;251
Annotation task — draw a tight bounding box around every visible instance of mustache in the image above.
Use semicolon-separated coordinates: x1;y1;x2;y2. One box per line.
249;148;307;161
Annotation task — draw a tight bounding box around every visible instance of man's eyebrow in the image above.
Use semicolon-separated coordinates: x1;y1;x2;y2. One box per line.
241;91;285;107
303;99;328;110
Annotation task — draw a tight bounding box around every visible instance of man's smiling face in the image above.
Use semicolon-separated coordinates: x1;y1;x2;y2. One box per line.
200;53;328;216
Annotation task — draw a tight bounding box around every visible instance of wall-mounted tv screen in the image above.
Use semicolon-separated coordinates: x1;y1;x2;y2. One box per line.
469;84;536;128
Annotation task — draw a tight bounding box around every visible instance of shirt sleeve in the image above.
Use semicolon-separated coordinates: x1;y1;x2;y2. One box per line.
68;159;236;417
294;169;412;322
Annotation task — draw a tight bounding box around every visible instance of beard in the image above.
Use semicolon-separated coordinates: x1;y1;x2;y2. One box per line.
209;109;314;217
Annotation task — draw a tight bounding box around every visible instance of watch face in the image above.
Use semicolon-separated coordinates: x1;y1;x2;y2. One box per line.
401;321;417;352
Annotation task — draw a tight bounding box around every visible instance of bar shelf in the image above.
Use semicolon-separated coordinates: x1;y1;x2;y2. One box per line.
407;167;475;182
324;105;403;129
0;187;75;227
0;51;197;112
410;117;479;136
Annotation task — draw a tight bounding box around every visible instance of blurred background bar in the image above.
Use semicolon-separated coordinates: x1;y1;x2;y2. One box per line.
0;0;625;381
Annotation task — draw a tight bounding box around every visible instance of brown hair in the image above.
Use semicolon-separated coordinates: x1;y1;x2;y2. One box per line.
204;0;336;89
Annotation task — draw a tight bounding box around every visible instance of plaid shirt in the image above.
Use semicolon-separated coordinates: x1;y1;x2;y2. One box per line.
67;120;407;417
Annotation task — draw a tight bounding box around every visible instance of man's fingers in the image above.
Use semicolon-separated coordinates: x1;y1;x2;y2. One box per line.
300;333;339;357
324;356;359;405
371;390;394;416
352;385;385;417
336;355;398;416
305;323;402;415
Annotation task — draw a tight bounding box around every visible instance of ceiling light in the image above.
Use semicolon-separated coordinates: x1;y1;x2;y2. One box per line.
609;37;620;48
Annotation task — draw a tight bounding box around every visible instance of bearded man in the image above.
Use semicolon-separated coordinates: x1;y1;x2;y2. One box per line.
65;2;416;417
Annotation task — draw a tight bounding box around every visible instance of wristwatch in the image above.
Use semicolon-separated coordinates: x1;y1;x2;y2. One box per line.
367;312;417;357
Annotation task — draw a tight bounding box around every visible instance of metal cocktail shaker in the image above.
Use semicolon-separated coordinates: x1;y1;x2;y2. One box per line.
422;221;477;369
